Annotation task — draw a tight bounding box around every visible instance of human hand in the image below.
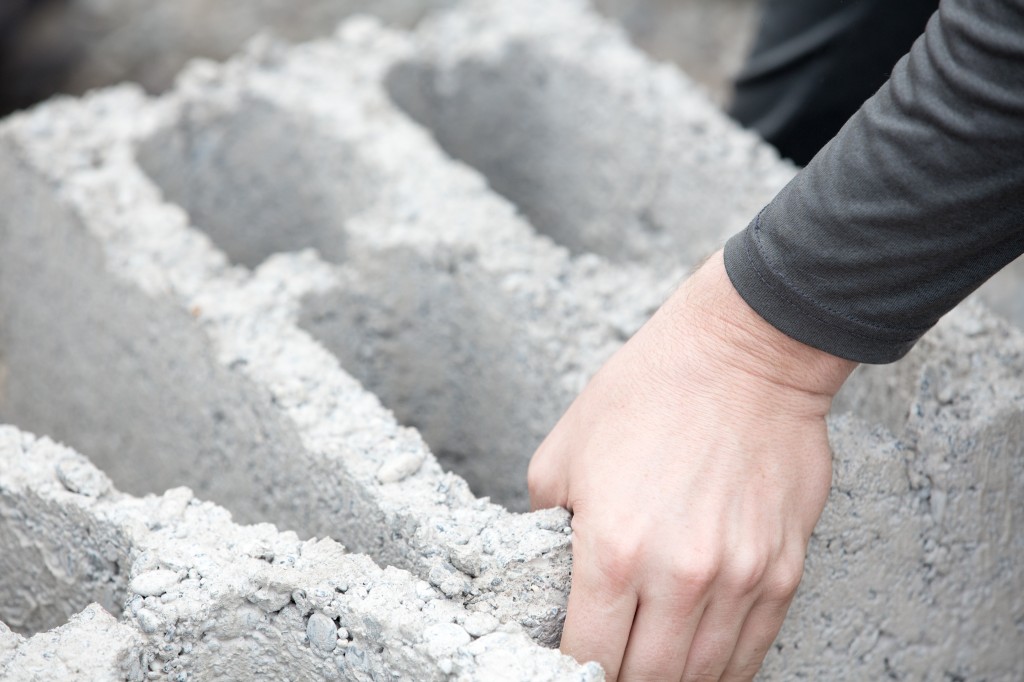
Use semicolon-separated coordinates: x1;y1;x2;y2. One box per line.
528;250;856;680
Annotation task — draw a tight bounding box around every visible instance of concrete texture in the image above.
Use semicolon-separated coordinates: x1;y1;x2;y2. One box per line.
0;0;1021;679
0;13;675;646
388;1;791;265
0;427;598;681
0;604;144;682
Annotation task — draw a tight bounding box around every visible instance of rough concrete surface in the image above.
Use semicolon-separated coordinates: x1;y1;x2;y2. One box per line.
0;427;598;681
0;0;1021;679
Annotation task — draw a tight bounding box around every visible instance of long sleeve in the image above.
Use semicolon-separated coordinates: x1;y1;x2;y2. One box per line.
723;0;1024;364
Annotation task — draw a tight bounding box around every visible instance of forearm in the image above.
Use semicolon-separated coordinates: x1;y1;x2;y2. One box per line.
725;0;1024;363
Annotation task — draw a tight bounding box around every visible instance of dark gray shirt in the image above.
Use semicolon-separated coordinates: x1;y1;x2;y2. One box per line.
724;0;1024;364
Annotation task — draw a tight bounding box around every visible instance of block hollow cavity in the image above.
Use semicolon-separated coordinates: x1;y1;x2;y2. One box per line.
0;137;309;525
138;98;377;268
0;431;131;636
298;253;579;512
384;5;791;269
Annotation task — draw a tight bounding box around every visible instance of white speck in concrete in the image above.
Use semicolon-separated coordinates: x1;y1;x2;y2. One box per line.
463;612;499;637
423;622;470;658
376;451;425;483
56;457;112;497
135;608;162;635
130;569;181;597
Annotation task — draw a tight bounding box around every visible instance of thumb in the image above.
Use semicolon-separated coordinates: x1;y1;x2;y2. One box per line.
527;426;571;512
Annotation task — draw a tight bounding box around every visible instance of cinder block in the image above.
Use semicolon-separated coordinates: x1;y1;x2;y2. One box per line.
0;18;670;646
0;0;1021;678
0;427;598;681
785;305;1024;680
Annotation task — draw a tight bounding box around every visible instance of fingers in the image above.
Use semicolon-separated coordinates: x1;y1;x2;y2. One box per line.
616;589;708;681
720;561;804;681
612;543;803;682
559;529;639;681
680;595;755;681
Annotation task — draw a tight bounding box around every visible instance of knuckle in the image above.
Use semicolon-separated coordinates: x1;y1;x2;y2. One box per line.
723;548;770;594
765;554;805;600
669;554;722;593
591;538;644;592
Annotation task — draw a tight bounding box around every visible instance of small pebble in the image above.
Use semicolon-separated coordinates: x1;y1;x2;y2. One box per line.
135;608;161;635
307;613;338;654
415;581;437;601
56;458;111;497
131;570;180;597
423;623;471;656
449;545;483;578
376;451;425;484
463;612;499;637
439;574;468;598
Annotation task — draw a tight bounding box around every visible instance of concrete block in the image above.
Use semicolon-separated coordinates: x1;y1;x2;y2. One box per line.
0;19;671;646
784;304;1024;680
0;0;1021;678
0;426;598;680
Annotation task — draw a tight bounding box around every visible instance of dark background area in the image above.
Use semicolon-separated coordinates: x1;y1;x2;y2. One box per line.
0;0;757;118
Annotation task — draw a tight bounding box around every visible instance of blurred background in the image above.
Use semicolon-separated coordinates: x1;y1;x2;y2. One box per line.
0;0;757;118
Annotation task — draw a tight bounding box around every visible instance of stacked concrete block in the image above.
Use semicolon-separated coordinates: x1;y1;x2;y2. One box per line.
0;0;1021;678
0;427;598;680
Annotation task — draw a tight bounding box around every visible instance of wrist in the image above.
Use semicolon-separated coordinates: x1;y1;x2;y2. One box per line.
668;250;857;403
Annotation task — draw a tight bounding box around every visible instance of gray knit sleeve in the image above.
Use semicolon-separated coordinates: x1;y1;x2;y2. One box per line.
723;0;1024;364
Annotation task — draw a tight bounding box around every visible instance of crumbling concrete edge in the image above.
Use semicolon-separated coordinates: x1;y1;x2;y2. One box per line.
0;426;601;681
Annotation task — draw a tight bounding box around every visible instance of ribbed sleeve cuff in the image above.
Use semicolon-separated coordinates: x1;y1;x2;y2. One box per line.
723;216;925;364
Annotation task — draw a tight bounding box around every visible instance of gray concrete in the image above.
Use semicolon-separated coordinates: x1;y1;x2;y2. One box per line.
389;0;792;266
0;0;1021;679
0;605;144;682
0;426;597;681
0;17;671;645
787;304;1024;680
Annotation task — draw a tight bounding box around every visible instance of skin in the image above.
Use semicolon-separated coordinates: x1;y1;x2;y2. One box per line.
528;249;857;681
